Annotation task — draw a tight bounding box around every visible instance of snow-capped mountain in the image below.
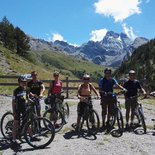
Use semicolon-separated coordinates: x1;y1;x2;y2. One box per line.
29;31;148;67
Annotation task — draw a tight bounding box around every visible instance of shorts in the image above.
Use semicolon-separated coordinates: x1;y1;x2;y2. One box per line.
77;101;92;117
125;99;138;112
14;108;26;121
101;96;116;115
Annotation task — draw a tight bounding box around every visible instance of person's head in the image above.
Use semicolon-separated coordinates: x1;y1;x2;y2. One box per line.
53;71;60;80
129;70;136;81
83;74;90;84
18;76;27;88
104;68;112;79
31;71;38;81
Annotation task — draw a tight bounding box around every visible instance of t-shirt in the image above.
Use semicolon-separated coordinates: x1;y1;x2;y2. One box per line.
123;80;142;98
27;80;43;96
98;77;117;93
51;80;62;94
13;87;30;112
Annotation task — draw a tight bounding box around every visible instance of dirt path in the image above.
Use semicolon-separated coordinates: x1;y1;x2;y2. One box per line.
0;96;155;155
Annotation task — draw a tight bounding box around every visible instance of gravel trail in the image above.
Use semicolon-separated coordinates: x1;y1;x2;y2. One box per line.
0;96;155;155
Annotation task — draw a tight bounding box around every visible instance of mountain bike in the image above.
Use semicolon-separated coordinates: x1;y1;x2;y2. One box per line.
127;96;147;134
43;94;69;132
0;97;55;149
72;97;100;133
101;92;124;137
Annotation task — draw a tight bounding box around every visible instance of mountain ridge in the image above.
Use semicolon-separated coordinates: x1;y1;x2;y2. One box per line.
29;31;148;67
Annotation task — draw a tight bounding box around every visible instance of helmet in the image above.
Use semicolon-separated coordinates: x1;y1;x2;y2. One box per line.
18;76;27;82
83;74;90;79
129;70;136;74
104;68;112;74
53;71;59;76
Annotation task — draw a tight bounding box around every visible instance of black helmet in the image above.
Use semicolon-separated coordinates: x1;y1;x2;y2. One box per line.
104;68;112;74
18;76;27;82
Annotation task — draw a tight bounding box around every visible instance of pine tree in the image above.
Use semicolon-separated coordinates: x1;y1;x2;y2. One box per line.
14;27;30;55
0;17;16;50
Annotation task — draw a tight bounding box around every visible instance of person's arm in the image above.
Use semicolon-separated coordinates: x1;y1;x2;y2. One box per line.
98;79;104;95
39;84;45;97
48;82;53;96
77;85;82;99
115;79;127;92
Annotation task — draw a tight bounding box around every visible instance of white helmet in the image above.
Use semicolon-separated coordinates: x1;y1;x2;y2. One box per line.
83;74;90;79
129;70;136;74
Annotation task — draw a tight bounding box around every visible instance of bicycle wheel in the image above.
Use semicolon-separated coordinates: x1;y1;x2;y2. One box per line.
117;109;124;131
62;102;70;123
1;112;14;139
24;117;55;149
111;109;124;137
137;108;147;134
108;115;116;127
43;109;64;132
86;109;100;132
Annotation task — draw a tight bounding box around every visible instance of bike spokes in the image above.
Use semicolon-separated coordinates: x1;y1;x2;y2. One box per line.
24;117;55;149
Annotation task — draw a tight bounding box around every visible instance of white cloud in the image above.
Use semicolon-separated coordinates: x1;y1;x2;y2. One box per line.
122;23;137;40
52;33;65;42
90;28;108;42
94;0;142;22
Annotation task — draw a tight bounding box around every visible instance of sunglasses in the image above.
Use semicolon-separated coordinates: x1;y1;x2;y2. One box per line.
105;72;111;75
83;78;90;81
32;74;37;76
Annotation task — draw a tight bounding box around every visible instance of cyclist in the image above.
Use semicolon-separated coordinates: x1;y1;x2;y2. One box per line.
47;71;63;128
123;70;146;130
27;71;45;117
12;76;30;146
76;74;100;130
48;71;63;97
99;68;125;131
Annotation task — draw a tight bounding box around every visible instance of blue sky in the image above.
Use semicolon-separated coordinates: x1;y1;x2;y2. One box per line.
0;0;154;46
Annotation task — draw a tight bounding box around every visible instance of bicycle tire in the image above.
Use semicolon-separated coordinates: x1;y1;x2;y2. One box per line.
1;112;14;139
86;109;100;132
24;117;55;149
117;108;124;131
43;108;64;133
138;108;147;134
62;102;70;123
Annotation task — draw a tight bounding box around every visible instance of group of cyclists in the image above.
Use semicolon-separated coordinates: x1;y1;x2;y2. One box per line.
11;68;147;146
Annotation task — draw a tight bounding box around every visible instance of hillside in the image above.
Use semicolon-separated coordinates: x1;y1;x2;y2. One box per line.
0;45;104;94
115;39;155;90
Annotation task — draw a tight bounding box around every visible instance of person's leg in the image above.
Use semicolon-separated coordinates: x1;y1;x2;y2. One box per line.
131;100;137;124
12;119;19;141
101;97;107;128
125;100;131;124
36;99;41;117
107;97;115;130
76;102;83;128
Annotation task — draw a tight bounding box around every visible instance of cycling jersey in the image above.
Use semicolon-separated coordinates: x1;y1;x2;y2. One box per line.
51;80;62;94
13;87;30;112
99;77;117;94
123;80;142;98
27;80;43;96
